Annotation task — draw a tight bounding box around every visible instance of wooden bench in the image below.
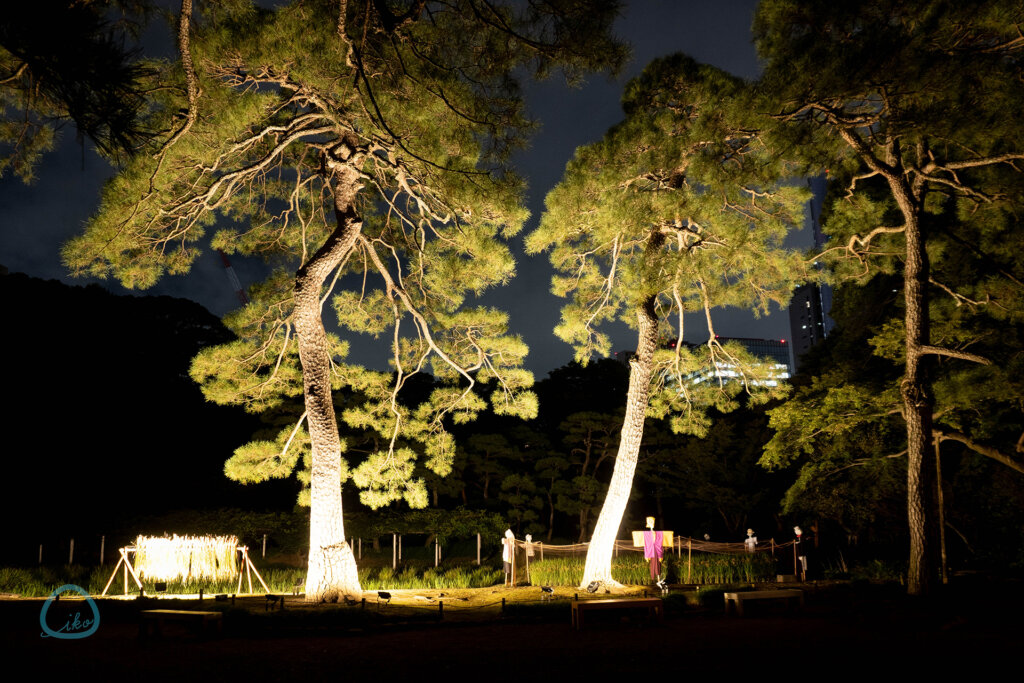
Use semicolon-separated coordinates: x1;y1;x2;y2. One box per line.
723;589;804;617
139;609;224;639
571;597;664;630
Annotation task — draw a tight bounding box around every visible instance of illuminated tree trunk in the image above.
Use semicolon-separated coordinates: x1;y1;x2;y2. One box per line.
579;292;659;588
889;170;934;597
842;128;938;597
900;206;934;597
298;148;363;601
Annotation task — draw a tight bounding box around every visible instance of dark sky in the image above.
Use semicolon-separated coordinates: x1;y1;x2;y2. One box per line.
0;0;805;376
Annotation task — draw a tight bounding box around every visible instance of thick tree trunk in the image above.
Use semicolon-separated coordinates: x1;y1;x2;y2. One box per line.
891;177;934;597
298;151;363;602
579;292;659;588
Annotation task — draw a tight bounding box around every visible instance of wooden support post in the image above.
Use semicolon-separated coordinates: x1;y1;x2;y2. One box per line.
236;546;271;594
68;538;74;565
540;542;543;562
358;537;362;560
687;539;692;584
38;544;42;565
398;534;402;562
122;547;142;592
246;548;254;593
438;600;443;620
101;547;142;596
100;536;105;566
262;534;267;558
476;533;481;566
392;534;397;570
434;540;440;568
771;538;775;557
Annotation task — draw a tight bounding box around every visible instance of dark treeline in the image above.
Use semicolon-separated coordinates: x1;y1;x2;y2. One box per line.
0;271;294;564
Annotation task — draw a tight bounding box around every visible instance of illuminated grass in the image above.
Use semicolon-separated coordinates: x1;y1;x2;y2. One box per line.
358;565;502;590
528;553;778;586
0;563;499;596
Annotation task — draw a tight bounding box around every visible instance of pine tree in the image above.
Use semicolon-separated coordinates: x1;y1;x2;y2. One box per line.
755;0;1024;595
528;54;811;588
0;0;151;180
64;0;624;601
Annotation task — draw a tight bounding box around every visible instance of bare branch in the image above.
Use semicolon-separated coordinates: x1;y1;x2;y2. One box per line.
940;153;1024;171
918;345;991;365
0;62;27;86
826;450;906;478
280;411;308;459
934;429;1024;475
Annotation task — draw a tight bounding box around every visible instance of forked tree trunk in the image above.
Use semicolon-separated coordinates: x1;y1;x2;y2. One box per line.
579;292;659;588
298;153;364;601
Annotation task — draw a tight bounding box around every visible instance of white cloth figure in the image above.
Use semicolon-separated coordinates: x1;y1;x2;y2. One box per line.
502;529;514;563
501;529;515;585
745;529;757;553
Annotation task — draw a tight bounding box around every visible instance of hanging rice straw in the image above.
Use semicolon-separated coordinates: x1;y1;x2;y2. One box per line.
134;535;239;581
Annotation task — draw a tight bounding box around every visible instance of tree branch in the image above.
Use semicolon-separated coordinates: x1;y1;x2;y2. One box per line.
934;429;1024;475
918;345;991;365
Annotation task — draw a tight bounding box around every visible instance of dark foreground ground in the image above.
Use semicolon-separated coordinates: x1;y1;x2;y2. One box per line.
4;580;1021;680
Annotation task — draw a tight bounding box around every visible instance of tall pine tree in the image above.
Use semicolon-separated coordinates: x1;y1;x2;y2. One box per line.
755;0;1024;595
528;55;810;588
65;0;624;600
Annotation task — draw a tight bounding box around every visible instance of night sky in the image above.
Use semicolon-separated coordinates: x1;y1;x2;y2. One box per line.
0;0;805;376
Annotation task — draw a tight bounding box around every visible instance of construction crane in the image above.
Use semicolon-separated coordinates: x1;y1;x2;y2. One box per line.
217;249;250;306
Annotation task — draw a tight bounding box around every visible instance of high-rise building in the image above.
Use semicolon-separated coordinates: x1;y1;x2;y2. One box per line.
788;175;833;372
694;336;792;387
788;283;827;371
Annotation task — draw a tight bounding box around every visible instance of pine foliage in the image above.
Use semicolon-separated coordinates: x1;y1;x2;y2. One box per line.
64;0;625;510
530;54;813;434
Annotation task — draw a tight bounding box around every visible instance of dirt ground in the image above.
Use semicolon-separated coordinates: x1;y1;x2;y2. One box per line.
4;581;1020;680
